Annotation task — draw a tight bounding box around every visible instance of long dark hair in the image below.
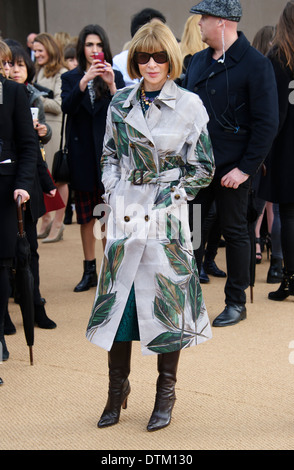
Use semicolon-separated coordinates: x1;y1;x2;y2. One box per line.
272;1;294;72
76;24;113;99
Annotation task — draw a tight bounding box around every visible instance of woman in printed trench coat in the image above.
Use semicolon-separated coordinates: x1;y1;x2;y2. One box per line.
86;21;215;431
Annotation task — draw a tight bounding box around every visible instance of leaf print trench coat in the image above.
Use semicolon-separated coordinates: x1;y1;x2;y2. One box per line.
86;80;215;355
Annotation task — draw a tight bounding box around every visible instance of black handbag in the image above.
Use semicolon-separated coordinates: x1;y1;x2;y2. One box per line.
52;113;71;184
33;83;54;99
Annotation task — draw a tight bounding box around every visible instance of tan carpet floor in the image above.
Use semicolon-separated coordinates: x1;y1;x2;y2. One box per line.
1;217;294;451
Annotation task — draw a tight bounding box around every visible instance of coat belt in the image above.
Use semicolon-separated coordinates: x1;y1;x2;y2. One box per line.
121;168;181;185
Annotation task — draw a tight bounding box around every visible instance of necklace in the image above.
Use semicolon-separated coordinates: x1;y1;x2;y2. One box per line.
140;86;159;114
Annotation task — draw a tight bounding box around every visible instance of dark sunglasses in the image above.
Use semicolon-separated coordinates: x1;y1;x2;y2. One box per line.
134;51;168;65
2;61;13;67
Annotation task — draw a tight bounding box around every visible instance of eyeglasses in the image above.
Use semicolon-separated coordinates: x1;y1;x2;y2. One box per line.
134;51;168;65
2;61;13;67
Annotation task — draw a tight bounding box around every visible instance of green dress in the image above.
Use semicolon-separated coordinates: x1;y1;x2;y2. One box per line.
114;284;140;341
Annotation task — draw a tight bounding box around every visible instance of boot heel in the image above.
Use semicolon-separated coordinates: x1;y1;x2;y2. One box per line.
122;397;128;410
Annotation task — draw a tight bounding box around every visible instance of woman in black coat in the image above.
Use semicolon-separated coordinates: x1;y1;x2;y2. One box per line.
8;44;58;329
61;24;125;292
259;1;294;300
0;70;37;366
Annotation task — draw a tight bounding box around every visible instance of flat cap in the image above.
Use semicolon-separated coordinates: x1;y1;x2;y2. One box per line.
190;0;242;22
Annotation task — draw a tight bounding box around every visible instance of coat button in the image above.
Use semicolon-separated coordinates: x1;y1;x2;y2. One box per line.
124;216;130;222
210;89;216;95
174;194;181;200
144;215;150;221
130;143;135;149
170;187;175;192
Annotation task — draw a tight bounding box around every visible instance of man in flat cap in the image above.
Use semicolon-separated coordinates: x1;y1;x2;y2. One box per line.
183;0;279;326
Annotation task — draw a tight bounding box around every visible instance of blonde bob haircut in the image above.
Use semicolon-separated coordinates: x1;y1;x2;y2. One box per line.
127;20;182;81
0;40;12;77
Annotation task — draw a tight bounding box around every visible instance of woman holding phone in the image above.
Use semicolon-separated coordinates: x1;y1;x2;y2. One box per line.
61;24;125;293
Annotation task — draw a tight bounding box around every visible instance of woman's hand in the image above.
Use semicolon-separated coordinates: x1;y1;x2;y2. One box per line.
79;59;117;95
34;121;48;137
14;189;30;204
46;189;57;198
100;61;117;95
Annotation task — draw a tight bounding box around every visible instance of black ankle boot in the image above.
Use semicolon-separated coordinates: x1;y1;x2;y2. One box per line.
267;256;283;284
203;257;226;277
268;271;294;301
199;265;210;283
34;304;57;329
147;350;180;432
74;259;98;293
98;341;132;428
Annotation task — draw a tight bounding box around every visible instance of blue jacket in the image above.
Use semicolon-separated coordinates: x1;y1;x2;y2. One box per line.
183;32;279;178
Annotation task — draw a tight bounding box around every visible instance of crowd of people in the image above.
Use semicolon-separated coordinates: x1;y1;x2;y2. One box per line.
1;0;294;431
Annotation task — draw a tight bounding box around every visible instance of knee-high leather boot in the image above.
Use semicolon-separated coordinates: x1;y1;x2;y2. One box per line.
147;350;180;432
98;341;132;428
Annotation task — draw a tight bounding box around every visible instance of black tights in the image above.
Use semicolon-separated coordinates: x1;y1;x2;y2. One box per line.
279;202;294;273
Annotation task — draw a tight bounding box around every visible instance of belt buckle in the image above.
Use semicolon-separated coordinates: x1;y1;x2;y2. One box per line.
132;169;144;185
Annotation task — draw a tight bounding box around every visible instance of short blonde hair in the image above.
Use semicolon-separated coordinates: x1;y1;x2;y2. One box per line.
127;20;182;81
0;40;12;77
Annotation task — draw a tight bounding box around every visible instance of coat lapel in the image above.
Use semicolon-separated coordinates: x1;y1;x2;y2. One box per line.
123;84;154;143
122;81;177;142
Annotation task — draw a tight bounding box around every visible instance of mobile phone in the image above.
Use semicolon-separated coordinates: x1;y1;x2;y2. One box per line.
93;52;104;62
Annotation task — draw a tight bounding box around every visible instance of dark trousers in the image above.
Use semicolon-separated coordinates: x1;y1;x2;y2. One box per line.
202;202;222;260
189;178;250;305
279;202;294;273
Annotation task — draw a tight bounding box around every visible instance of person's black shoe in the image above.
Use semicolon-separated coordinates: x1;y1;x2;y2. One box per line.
268;272;294;301
35;304;57;329
212;304;247;327
203;259;226;278
199;265;210;284
0;378;3;385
